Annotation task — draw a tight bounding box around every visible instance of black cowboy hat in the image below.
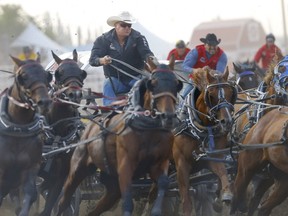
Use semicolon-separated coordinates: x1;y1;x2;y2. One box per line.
200;33;221;46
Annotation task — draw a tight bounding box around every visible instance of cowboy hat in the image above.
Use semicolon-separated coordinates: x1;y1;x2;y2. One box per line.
200;33;221;46
107;11;136;27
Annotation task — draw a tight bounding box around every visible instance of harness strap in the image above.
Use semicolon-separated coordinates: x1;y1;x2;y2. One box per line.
207;126;215;151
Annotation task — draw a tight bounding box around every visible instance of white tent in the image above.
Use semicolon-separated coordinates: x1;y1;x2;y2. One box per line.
132;22;173;60
10;23;67;52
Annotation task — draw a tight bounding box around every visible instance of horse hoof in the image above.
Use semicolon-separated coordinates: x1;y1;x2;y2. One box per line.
222;191;233;201
212;197;223;213
123;211;132;216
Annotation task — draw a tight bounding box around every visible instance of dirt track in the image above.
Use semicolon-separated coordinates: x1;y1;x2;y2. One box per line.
1;193;288;216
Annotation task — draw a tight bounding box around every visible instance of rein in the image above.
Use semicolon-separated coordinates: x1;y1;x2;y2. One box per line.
110;57;151;78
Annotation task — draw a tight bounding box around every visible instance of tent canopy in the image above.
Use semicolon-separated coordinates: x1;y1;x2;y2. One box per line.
10;23;66;52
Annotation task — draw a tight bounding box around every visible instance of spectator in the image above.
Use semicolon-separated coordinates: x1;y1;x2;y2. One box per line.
254;33;282;72
167;40;190;60
89;11;154;106
181;33;228;99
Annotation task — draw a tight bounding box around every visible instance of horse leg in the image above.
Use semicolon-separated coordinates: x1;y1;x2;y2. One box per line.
117;157;135;216
9;188;21;215
174;153;193;216
18;167;39;216
88;172;121;216
149;159;170;216
231;150;265;214
56;146;92;216
208;160;232;202
247;176;273;216
257;171;288;216
39;157;70;216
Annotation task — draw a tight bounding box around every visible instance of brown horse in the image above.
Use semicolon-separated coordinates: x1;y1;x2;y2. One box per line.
38;49;87;216
231;55;288;216
0;57;52;216
231;106;288;216
172;66;237;216
232;52;285;143
56;57;183;216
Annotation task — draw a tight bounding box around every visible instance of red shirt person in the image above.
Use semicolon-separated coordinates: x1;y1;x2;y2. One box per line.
167;40;190;60
254;33;282;71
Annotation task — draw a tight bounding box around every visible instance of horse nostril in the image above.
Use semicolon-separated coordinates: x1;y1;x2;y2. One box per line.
38;98;52;107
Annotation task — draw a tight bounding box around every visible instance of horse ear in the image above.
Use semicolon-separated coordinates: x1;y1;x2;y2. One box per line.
233;62;240;73
82;70;87;80
177;80;183;92
47;71;53;83
168;54;175;70
36;52;41;63
51;50;62;65
10;55;25;68
206;69;214;83
146;56;158;71
72;49;78;62
223;66;229;81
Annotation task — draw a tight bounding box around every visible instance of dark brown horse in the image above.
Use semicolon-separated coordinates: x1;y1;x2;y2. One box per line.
233;60;260;91
172;66;237;216
0;57;52;216
231;55;288;216
38;49;87;216
56;57;183;216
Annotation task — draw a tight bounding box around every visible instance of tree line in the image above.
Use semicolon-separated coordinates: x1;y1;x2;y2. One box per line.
0;4;92;64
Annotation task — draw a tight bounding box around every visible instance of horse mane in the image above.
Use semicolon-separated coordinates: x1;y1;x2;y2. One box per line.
193;67;224;90
264;52;284;84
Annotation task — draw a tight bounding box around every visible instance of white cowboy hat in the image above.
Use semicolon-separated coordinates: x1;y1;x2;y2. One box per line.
107;11;136;27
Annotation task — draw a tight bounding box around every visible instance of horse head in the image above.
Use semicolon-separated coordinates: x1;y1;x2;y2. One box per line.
233;60;259;90
262;53;288;106
194;67;237;132
10;56;52;116
144;56;183;129
52;49;87;104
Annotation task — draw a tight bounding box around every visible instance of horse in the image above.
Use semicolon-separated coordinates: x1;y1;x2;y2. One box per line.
0;56;52;216
172;66;237;216
231;106;288;216
232;52;285;144
55;57;183;216
233;60;260;91
231;55;288;216
38;49;87;216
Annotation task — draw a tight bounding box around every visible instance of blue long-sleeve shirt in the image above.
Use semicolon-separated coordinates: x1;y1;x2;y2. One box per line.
182;48;228;73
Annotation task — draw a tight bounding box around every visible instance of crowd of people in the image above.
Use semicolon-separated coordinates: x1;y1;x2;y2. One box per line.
88;11;283;106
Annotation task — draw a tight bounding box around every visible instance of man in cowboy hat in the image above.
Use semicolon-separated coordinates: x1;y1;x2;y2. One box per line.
89;11;154;107
180;33;228;99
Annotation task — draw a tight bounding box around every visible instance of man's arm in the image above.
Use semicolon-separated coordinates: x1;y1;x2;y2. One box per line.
216;52;228;73
182;49;198;73
89;36;108;66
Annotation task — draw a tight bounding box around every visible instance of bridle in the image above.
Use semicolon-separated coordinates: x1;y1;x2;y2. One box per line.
204;82;237;119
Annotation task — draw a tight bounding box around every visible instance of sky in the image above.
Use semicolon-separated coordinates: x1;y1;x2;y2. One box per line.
0;0;287;45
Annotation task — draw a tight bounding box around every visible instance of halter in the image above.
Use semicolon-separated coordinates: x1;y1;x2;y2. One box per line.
12;63;49;110
204;82;237;119
273;57;288;101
